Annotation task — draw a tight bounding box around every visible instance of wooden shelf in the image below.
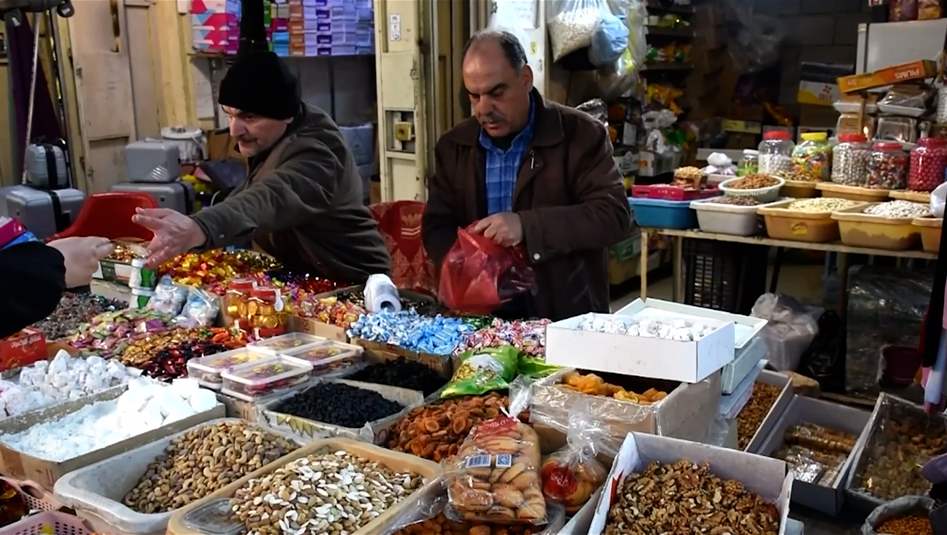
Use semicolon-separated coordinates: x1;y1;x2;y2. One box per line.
646;26;695;39
647;2;695;15
188;51;374;60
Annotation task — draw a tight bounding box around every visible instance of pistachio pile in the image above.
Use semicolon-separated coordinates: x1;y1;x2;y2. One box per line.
231;450;424;535
123;421;297;513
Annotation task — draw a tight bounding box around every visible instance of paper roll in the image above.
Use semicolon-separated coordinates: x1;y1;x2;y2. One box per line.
364;273;402;313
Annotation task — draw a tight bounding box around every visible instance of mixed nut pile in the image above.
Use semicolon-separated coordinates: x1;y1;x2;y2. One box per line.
230;449;423;535
123;421;297;513
387;392;508;462
737;382;782;449
604;460;779;535
856;418;947;500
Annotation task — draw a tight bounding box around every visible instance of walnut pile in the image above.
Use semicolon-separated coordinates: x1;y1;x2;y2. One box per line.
605;460;779;535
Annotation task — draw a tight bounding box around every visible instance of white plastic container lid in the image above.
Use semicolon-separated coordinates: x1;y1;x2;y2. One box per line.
248;332;328;353
283;341;365;375
187;348;277;376
221;356;312;387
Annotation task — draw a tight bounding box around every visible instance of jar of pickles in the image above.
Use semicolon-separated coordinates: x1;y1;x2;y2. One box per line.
791;132;832;181
867;142;908;190
831;134;870;186
909;137;947;192
758;130;795;178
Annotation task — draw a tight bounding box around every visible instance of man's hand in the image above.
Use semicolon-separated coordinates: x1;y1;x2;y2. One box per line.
132;208;206;267
473;212;523;247
47;236;114;288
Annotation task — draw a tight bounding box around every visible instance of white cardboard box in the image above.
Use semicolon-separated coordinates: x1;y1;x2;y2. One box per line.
546;311;735;383
758;395;870;515
615;298;766;350
720;359;766;420
722;335;768;394
588;432;792;534
744;370;795;453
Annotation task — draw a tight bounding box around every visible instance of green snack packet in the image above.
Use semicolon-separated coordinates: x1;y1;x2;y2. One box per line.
518;355;560;378
441;345;520;398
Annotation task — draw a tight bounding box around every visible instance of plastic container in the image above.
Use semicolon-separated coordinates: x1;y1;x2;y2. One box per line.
791;132;832;182
831;134;870;186
629;197;702;229
248;332;327;354
758;131;795;179
52;418;299;535
876;115;917;144
691;198;782;236
914;217;943;253
909;137;947;192
0;477;62;513
220;357;313;402
175;498;241;535
719;176;785;202
816;182;891;202
781;180;820;198
738;149;759;176
51;192;158;242
0;511;93;535
631;184;719;201
832;203;921;250
758;200;860;243
890;189;932;203
186;348;277;390
283;341;365;377
867;142;909;190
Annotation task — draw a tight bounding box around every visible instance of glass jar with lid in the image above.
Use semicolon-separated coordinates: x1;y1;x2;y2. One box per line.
791;132;832;182
831;134;870;186
866;142;908;190
909;137;947;192
758;130;795;178
738;149;759;176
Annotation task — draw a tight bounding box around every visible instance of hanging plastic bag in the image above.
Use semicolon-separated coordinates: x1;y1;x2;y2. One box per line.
589;12;628;66
174;287;221;327
438;223;535;315
539;398;608;513
445;381;547;525
547;0;610;62
931;181;947;217
751;293;820;372
441;345;521;398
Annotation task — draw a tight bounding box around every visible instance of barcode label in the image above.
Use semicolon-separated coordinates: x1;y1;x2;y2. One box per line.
495;453;512;468
465;454;491;468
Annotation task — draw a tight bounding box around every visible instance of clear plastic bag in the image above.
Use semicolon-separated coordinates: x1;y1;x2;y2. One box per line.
174;287;221;327
862;495;934;534
751;293;820;372
445;386;546;525
149;276;188;316
547;0;609;62
589;11;628;67
878;85;931;117
539;399;608;513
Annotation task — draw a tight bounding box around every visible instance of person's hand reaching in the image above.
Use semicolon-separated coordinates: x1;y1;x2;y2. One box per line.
131;208;206;267
46;237;114;288
473;212;523;247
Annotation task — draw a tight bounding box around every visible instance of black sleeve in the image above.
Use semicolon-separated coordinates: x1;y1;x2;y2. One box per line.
0;242;66;338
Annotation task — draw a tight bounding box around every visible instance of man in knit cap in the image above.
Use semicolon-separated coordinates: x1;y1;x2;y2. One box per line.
133;51;389;283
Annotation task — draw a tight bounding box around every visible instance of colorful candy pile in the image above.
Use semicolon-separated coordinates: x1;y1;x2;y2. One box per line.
159;249;282;289
455;318;551;357
120;328;247;381
71;309;176;359
295;294;366;328
31;292;125;341
347;310;475;355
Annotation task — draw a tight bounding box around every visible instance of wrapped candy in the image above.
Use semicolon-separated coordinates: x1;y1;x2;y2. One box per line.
348;310;474;356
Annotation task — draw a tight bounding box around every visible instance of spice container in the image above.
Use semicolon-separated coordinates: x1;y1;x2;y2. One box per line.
831;134;870;186
186;348;276;389
758;130;795;178
248;332;326;353
283;340;364;377
909;137;947;192
867;142;909;190
220;356;312;401
738;149;759;176
792;132;832;182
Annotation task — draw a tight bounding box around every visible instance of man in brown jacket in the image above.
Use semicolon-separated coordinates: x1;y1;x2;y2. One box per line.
133;51;390;283
423;31;631;320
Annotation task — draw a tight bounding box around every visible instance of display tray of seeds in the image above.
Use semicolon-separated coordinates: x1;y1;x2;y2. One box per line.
165;438;441;535
845;394;947;512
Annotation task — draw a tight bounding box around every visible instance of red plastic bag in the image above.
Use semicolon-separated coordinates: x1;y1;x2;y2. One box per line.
438;223;535;314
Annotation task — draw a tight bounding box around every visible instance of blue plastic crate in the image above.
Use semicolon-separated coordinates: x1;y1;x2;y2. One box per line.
628;196;698;229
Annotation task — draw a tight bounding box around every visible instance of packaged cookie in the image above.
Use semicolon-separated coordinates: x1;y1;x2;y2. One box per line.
446;416;546;525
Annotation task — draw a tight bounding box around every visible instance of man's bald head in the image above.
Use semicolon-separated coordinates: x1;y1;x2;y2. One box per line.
462;31;534;138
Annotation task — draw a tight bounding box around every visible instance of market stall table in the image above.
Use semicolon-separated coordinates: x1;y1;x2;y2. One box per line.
639;228;937;311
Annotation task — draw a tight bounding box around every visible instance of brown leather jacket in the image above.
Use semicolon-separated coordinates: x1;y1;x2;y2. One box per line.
423;90;631;320
192;105;390;283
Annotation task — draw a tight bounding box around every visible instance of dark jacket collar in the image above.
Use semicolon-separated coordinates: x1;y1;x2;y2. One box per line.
447;88;564;148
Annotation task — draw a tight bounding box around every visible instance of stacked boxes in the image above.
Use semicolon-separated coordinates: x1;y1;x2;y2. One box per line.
191;0;240;55
268;0;291;57
276;0;373;57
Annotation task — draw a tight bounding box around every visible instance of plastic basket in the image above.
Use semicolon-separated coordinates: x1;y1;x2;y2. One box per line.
683;238;767;314
0;478;61;513
0;512;92;535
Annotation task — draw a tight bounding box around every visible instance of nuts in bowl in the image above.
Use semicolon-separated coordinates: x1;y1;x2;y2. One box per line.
719;174;785;202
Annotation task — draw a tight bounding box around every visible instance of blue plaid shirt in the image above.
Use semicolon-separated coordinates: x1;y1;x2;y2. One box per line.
479;100;536;215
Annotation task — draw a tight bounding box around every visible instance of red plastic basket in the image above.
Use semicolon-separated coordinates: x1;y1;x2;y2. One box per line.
631;184;720;201
50;192;158;241
0;512;92;535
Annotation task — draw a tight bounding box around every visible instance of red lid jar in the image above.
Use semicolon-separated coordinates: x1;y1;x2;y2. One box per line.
909;137;947;192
